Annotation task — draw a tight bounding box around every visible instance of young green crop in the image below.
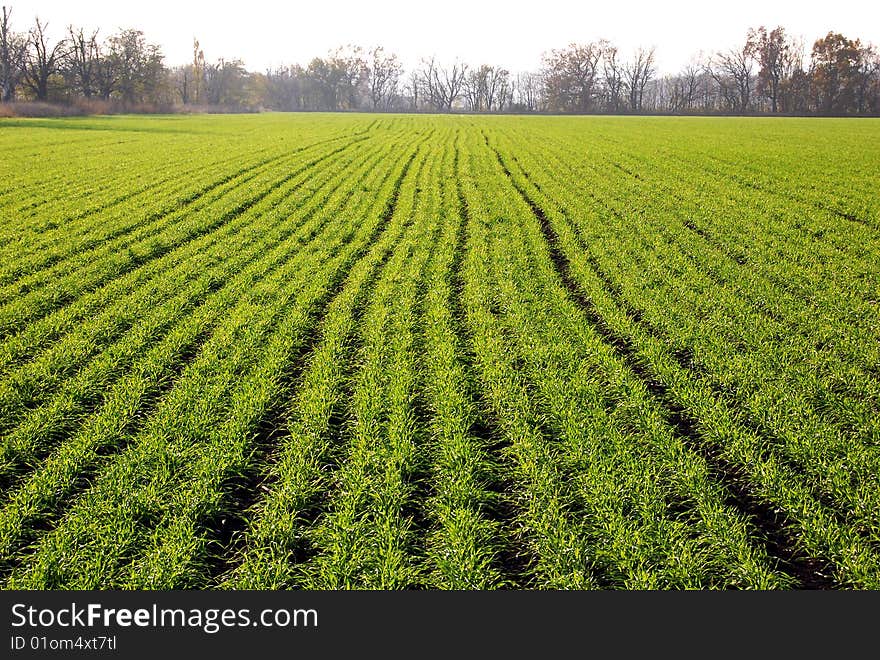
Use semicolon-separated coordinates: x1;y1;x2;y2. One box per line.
0;133;402;565
0;113;877;589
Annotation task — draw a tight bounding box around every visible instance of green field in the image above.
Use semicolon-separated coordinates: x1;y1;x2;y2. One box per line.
0;113;878;589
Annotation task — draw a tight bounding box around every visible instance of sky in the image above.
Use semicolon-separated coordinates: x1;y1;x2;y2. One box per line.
14;1;880;74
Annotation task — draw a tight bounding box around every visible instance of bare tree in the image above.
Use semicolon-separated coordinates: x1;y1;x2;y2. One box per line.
484;66;509;111
681;64;701;110
601;41;624;112
405;69;421;111
171;64;189;104
66;25;100;98
542;42;602;112
710;44;754;112
666;62;701;112
514;71;543;111
328;45;365;110
366;46;401;110
462;64;508;111
204;57;247;106
23;17;66;101
854;44;880;114
0;6;27;101
419;57;466;111
437;59;466;110
623;47;656;112
462;65;482;111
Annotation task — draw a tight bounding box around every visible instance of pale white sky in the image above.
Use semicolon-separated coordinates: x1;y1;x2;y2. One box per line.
14;1;880;74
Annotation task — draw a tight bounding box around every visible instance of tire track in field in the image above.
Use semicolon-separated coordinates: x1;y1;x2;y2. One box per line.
570;241;875;507
544;206;880;584
196;141;426;585
497;139;880;491
293;147;442;588
506;131;856;337
493;133;880;499
449;143;531;587
214;132;437;589
576;190;880;498
499;146;880;554
484;139;835;589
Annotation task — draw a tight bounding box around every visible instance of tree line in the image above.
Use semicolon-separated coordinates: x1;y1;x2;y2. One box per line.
1;6;879;115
